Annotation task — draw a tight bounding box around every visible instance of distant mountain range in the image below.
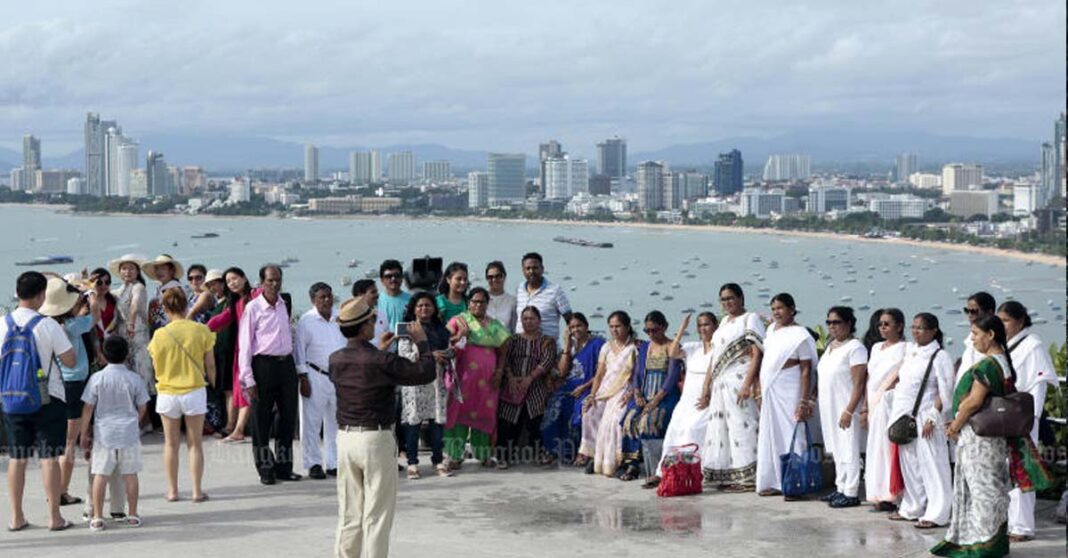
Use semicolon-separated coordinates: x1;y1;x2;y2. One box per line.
0;128;1041;175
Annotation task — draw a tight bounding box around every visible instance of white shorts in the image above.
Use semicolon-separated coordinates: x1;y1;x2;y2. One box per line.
156;388;207;419
91;445;143;476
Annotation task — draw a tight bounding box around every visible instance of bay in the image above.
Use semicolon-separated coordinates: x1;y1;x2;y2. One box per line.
1;205;1064;353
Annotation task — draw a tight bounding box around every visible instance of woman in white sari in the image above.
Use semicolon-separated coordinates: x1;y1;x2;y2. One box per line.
817;306;868;508
755;293;818;498
888;312;955;529
861;308;906;512
998;301;1058;542
699;284;764;491
578;311;637;477
652;311;718;482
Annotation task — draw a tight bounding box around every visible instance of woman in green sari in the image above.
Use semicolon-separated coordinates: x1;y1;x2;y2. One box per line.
443;287;511;470
932;315;1052;558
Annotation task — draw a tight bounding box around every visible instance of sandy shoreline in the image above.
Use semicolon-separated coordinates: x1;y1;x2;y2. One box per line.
6;203;1064;267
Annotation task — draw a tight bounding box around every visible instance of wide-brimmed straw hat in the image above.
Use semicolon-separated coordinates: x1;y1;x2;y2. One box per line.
338;298;375;328
39;277;83;317
141;254;185;281
204;269;225;284
107;253;147;278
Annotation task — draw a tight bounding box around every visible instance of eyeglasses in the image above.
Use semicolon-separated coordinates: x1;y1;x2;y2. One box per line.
486;274;504;280
962;308;979;315
643;327;660;334
188;275;205;282
469;298;488;305
825;319;843;326
382;273;402;280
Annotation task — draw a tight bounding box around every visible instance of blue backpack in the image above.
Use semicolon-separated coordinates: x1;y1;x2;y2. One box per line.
1;314;47;414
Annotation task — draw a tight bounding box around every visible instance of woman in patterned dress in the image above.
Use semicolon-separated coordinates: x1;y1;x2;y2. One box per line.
397;292;453;479
495;306;557;468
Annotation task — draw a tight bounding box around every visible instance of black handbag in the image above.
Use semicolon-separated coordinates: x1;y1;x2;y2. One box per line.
968;348;1035;438
887;349;940;445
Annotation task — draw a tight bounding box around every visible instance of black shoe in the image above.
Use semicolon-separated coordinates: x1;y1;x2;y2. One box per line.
308;465;326;480
276;472;303;482
829;494;861;508
820;491;841;502
260;472;277;485
584;460;595;475
326;469;338;477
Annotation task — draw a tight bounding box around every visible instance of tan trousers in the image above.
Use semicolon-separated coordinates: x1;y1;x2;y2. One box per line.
335;429;397;558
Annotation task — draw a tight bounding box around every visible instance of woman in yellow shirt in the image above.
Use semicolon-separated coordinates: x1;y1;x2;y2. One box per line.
148;288;216;502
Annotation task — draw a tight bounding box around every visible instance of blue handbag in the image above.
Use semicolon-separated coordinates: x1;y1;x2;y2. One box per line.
779;420;822;498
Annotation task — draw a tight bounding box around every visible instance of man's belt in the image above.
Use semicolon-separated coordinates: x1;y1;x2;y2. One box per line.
308;362;330;376
339;423;394;432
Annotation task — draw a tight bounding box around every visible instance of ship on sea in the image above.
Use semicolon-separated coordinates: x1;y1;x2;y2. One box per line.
553;236;613;248
16;255;74;266
191;232;220;239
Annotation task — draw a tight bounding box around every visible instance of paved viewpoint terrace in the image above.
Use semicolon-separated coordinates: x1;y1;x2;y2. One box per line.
1;436;1064;557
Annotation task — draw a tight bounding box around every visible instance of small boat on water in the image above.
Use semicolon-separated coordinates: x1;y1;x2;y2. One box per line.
553;236;613;248
191;232;219;239
15;255;74;266
340;276;353;287
347;259;361;268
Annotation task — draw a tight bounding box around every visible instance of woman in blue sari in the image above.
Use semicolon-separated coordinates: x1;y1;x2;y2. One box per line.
541;313;605;466
619;311;682;485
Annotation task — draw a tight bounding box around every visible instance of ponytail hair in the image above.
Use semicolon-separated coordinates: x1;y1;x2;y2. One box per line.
996;300;1033;329
914;312;944;348
607;310;636;343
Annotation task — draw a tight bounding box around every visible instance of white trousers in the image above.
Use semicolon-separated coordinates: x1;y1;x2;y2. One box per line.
1008;383;1047;537
898;421;952;525
335;430;397;558
301;371;338;470
834;455;862;498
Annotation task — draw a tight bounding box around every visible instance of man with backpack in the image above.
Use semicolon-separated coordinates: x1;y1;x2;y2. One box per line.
1;271;78;532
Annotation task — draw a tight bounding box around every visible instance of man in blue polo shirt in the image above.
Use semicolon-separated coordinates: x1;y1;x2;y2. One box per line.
514;252;572;341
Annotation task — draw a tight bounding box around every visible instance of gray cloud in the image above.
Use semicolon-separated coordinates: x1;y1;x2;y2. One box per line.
0;0;1063;155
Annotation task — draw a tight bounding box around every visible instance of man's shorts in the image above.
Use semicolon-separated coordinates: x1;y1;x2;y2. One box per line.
64;380;87;420
91;445;143;476
3;399;68;459
156;388;207;419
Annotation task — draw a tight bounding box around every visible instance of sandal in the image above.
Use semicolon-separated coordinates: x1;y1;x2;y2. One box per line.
539;454;557;466
1008;534;1034;543
641;476;661;489
49;519;73;531
618;465;640;482
574;455;590;467
59;493;83;506
192;493;210;503
758;489;782;497
495;460;510;470
7;521;30;532
407;465;421;480
888;512;914;522
125;515;143;528
448;458;464;471
723;484;753;493
480;458;497;468
435;464;454;478
89;518;105;532
914;520;942;529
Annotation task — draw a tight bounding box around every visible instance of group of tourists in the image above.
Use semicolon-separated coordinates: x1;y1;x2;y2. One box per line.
1;249;1061;558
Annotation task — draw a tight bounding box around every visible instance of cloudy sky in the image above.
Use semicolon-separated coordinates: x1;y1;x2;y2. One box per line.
1;0;1064;155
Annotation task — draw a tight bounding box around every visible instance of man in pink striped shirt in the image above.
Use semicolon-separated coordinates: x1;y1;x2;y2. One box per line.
238;264;302;485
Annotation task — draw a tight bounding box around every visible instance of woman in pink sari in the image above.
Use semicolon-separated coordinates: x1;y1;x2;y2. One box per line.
205;267;255;443
444;287;510;470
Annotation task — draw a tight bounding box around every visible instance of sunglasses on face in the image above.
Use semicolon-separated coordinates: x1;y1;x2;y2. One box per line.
188;275;205;281
486;274;504;280
382;273;402;280
963;308;979;315
825;319;843;326
878;321;894;327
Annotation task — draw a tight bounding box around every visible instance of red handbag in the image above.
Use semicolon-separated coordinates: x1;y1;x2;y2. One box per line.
657;443;703;497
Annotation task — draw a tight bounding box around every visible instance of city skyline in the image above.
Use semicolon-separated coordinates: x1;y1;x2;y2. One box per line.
0;1;1063;155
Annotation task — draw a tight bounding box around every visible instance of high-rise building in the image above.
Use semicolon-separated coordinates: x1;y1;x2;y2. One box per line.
1056;113;1066;199
941;163;983;196
116;141;139;197
908;172;942;189
10;168;25;190
538;140;563;196
35;170;81;194
422;160;451;182
894;153;918;183
370;150;382;182
487;153;526;205
682;172;710;200
663;171;684;210
869;195;931;220
228;178;250;203
181;166;206;193
762;154;811;181
304;144;319;183
544;156;589;199
467;171;489;208
21;135;41;190
84;113;117;197
1040;143;1056;208
128;169;148;198
387;151;416;183
807;185;851;213
349;152;372;184
636;161;664;211
948;190;999;218
597;137;627;180
1013;183;1039;216
146;151;169;196
588;174;611;196
713;149;743;194
67;177;85;196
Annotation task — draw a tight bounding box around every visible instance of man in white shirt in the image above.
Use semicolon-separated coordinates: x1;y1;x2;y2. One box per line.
295;283;346;479
514;252;572;340
2;271;78;532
